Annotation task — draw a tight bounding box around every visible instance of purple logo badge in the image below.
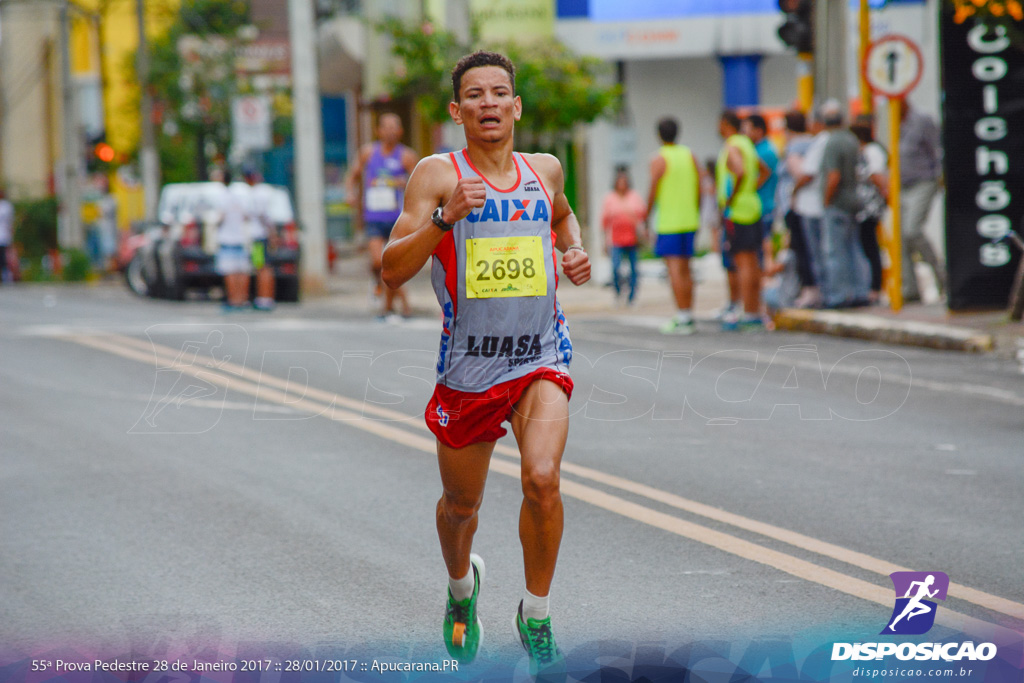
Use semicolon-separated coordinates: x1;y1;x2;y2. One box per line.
881;571;949;635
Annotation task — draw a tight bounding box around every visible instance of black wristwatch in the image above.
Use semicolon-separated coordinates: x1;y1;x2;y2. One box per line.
431;206;455;232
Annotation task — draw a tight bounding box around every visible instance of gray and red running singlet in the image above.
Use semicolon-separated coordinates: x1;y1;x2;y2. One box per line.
430;149;573;393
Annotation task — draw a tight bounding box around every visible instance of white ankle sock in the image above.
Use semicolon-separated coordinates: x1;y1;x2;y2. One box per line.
449;567;475;601
675;309;693;323
522;589;550;621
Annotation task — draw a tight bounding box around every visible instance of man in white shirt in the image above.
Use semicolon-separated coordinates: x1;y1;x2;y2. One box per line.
215;172;252;310
0;189;14;284
791;106;832;308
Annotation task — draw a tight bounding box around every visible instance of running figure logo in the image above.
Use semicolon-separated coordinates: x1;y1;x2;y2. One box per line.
881;571;949;635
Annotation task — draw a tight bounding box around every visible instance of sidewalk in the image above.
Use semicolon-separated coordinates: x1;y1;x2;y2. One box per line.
323;251;1024;358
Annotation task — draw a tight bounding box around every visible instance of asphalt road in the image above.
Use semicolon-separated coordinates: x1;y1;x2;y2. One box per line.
2;283;1022;678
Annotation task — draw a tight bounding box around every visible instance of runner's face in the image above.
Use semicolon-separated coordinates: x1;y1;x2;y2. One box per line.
450;66;521;142
378;116;403;145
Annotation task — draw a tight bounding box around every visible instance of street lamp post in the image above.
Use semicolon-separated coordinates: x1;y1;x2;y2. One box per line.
288;0;328;293
59;0;83;249
136;0;160;221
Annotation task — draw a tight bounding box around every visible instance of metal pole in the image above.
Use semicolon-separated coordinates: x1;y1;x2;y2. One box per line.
797;52;814;114
888;97;903;311
859;0;872;115
136;0;159;220
59;0;83;248
0;1;5;188
813;0;848;108
288;0;327;292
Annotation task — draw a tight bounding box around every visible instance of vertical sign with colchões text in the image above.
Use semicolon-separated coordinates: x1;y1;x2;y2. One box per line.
941;6;1024;309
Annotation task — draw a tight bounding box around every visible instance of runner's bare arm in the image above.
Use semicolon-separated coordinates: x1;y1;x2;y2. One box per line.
823;169;840;207
724;144;747;209
756;158;771;189
381;155;485;288
646;154;667;218
344;144;372;191
529;153;591;286
692;155;702;216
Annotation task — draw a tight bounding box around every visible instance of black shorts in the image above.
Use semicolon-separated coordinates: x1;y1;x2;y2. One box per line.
724;219;762;254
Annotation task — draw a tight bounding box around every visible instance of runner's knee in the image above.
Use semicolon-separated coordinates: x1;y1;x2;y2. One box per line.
439;492;482;524
521;463;561;508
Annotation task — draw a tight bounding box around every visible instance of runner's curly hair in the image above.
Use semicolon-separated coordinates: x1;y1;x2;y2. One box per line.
451;51;516;102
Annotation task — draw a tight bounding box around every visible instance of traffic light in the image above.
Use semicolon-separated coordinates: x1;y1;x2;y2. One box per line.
94;142;115;163
778;0;814;53
86;131;115;172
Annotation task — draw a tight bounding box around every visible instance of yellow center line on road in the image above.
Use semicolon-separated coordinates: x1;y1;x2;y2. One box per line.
67;333;438;453
62;331;1024;634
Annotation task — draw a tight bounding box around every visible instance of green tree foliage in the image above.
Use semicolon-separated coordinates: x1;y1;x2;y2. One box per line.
13;197;59;259
501;41;621;140
10;198;93;282
375;18;620;143
145;0;253;180
376;17;469;125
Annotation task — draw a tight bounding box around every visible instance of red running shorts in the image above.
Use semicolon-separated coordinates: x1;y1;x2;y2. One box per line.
425;368;574;449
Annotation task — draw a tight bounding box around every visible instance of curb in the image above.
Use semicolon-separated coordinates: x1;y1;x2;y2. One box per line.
773;309;996;353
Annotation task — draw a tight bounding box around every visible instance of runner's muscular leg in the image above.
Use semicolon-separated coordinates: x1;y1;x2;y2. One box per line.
665;256;693;310
510;379;569;596
368;236;385;275
436;439;496;580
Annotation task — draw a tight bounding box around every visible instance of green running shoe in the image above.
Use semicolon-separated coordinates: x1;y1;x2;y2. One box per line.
515;600;566;681
443;554;484;663
660;317;696;335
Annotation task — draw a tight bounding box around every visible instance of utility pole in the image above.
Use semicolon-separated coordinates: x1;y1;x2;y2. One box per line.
814;0;848;109
59;0;83;248
136;0;159;220
859;0;872;115
288;0;327;293
0;2;5;188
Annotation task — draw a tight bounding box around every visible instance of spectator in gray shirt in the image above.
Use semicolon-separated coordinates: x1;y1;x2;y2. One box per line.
820;99;870;308
899;99;946;302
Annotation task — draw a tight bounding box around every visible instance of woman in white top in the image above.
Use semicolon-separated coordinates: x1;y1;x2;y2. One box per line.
852;118;888;304
215;171;252;310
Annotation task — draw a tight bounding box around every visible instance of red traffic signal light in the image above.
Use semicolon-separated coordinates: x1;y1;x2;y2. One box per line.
94;142;115;163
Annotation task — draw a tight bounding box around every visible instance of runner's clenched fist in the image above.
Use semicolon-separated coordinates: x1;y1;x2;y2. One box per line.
561;248;591;286
442;177;487;225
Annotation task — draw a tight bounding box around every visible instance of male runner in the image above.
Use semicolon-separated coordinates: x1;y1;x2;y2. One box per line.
381;51;590;678
646;117;701;334
347;113;418;318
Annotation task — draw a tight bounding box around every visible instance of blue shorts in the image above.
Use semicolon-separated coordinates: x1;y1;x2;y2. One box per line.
654;232;696;258
365;220;395;240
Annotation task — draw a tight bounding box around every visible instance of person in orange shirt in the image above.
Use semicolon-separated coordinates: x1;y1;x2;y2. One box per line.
601;167;647;305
